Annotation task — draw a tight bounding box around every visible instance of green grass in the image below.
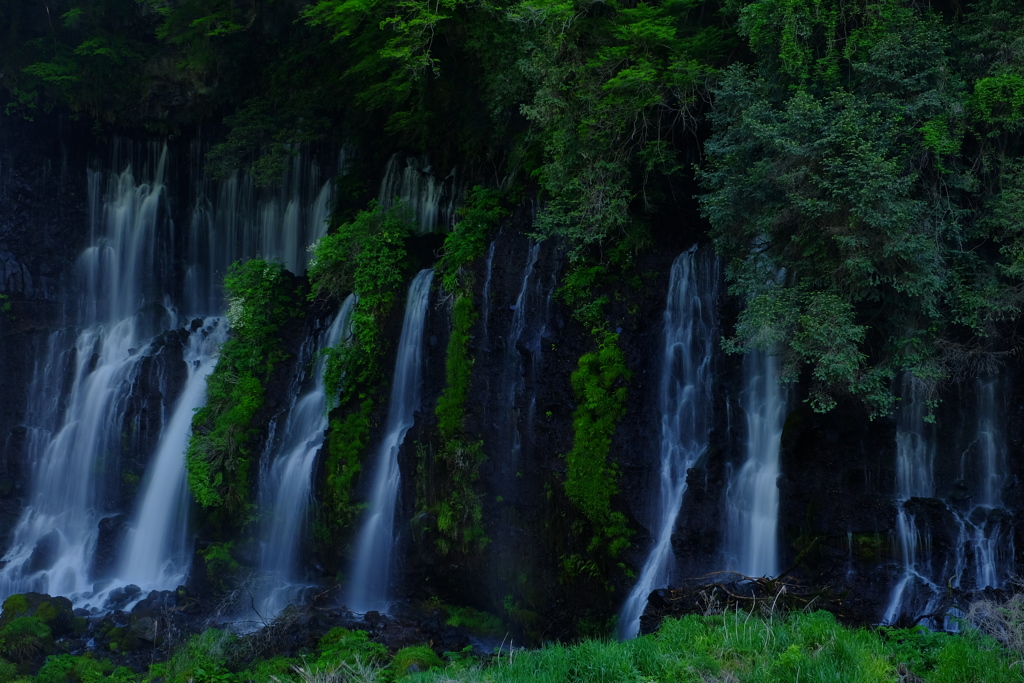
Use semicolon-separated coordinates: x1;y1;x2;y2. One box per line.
8;611;1024;682
400;611;1024;683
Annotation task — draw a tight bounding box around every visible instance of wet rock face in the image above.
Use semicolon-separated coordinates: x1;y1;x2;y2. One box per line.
397;227;583;637
0;252;42;300
0;116;93;549
0;115;91;306
773;400;899;614
116;328;190;511
399;227;712;638
93;515;130;580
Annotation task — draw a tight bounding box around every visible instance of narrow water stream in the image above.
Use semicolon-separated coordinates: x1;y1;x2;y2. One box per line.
619;247;719;639
348;270;434;613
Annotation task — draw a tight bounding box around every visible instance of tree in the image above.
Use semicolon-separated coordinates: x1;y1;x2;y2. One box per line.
701;0;1024;416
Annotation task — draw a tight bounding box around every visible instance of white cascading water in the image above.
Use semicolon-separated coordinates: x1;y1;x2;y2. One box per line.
377;154;458;233
0;326;146;603
883;376;938;625
256;295;356;618
0;145;175;603
185;149;343;314
618;247;719;640
116;319;229;593
885;377;1014;625
480;240;496;346
880;376;942;626
725;348;785;577
347;270;434;613
0;141;341;609
958;378;1012;591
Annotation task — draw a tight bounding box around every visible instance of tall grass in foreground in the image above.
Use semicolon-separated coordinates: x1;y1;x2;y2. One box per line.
6;608;1024;682
400;611;1024;683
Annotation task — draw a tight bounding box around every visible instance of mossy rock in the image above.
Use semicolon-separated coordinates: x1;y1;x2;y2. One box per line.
390;645;444;677
106;626;126;651
0;593;73;637
1;595;29;615
317;628;388;669
443;605;506;638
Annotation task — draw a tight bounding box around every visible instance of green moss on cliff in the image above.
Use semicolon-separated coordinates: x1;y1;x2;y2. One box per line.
563;328;632;561
185;259;301;523
308;201;414;555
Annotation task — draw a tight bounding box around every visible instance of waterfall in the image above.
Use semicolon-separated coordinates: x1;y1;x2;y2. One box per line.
256;295;355;618
480;240;496;348
0;326;145;602
347;270;434;613
883;376;939;625
503;242;541;468
185;148;343;314
116;319;228;593
725;348;785;577
618;247;719;640
0;146;174;603
79;144;175;325
478;237;557;608
960;378;1013;591
0;140;343;609
377;154;458;233
492;241;556;481
884;376;1014;625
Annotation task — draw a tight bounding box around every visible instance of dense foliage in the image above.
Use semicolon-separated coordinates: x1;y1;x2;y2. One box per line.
310;200;412;405
701;0;1024;415
185;260;301;520
307;200;414;550
8;0;1024;410
559;326;633;589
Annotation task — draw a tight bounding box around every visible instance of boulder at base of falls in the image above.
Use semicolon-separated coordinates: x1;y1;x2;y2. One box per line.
638;574;879;636
104;584;142;612
0;593;75;671
0;592;74;636
125;588;201;649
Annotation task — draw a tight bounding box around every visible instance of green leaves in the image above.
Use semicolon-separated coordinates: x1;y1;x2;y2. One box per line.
309;200;412;306
704;0;1024;414
22;61;79;86
564;329;632;558
739;0;843;85
310;200;412;416
305;0;471;82
187;260;301;515
437;186;507;294
971;73;1024;131
526;0;729;256
309;202;415;550
206;96;332;187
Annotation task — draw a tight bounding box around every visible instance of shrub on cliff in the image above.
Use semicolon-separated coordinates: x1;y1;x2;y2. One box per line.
186;259;302;524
